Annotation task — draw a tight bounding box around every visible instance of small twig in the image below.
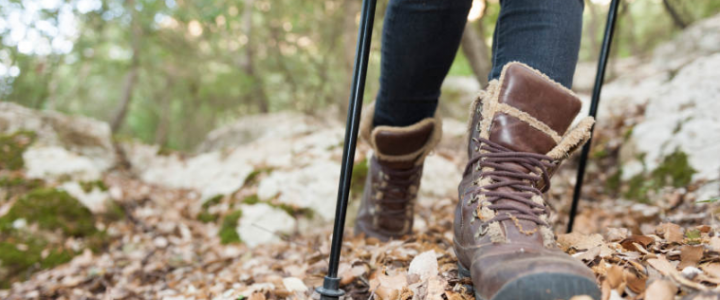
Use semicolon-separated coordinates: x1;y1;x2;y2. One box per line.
251;223;303;247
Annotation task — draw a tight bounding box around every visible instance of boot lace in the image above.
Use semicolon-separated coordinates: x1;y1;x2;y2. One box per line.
373;165;421;217
466;137;554;226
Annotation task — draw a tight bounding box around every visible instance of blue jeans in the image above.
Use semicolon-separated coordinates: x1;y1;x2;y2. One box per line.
374;0;584;127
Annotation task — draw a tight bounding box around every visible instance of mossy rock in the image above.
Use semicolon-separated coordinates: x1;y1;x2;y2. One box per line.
0;187;119;287
0;239;75;288
0;175;44;202
623;150;696;203
0;188;97;237
0;131;37;171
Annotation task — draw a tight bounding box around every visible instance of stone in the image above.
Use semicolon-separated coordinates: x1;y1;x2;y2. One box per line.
257;160;341;220
408;250;439;282
24;147;103;181
0;102;116;172
59;181;110;213
236;203;296;247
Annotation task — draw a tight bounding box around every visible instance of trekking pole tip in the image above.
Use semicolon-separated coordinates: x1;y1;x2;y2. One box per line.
316;276;344;300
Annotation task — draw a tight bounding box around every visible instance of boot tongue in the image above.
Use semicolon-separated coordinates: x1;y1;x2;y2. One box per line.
373;121;435;169
489;64;582;154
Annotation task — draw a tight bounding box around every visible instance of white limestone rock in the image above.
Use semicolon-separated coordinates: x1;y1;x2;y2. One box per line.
257;160;341;220
420;155;462;200
59;181;110;213
23;146;103;181
236;203;296;247
0;102;116;172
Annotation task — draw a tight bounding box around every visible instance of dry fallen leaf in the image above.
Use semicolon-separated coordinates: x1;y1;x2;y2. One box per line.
620;235;655;252
679;245;704;270
656;223;684;244
558;232;605;252
644;279;677;300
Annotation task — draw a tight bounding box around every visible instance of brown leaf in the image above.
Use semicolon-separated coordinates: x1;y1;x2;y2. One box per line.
369;271;407;300
656;223;684;244
644;280;677;300
605;227;630;242
709;237;720;252
248;293;267;300
701;263;720;278
679;245;705;270
647;256;677;276
557;232;605;252
620;235;654;251
625;270;647;294
607;265;624;289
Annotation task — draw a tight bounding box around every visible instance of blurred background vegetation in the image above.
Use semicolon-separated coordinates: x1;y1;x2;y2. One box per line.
1;0;718;150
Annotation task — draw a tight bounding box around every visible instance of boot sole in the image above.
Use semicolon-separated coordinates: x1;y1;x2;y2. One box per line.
458;263;601;300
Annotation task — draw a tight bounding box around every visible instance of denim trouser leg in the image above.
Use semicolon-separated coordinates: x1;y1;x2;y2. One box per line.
489;0;584;87
373;0;584;127
373;0;473;127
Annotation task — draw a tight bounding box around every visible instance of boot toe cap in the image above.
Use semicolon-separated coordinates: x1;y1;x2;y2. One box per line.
470;248;600;300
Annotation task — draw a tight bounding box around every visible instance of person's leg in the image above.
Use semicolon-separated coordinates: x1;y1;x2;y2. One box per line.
489;0;584;88
373;0;473;127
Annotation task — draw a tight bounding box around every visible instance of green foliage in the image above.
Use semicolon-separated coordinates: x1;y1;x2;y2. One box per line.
219;210;243;244
0;131;36;171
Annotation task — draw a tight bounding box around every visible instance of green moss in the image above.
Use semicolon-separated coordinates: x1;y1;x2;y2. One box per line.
651;150;696;188
623;150;695;203
197;195;223;223
624;173;654;203
0;188;97;237
202;194;223;209
242;194;260;205
244;167;274;186
0;175;44;201
606;169;622;193
79;180;108;193
219;210;243;244
350;158;369;196
102;200;125;222
197;212;218;223
0;131;36;171
0;239;74;288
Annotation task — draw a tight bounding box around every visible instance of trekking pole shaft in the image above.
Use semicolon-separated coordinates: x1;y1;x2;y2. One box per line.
567;0;620;233
317;0;377;298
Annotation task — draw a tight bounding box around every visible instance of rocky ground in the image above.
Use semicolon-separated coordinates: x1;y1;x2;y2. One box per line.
0;14;719;300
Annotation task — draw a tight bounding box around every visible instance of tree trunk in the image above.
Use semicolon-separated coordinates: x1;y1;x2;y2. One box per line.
460;21;491;88
111;0;140;132
154;78;173;146
662;0;687;29
240;0;269;113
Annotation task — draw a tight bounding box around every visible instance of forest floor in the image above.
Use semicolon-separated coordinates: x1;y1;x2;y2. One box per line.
2;13;720;300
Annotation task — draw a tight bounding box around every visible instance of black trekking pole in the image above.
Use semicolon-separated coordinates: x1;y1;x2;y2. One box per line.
315;0;378;298
567;0;621;233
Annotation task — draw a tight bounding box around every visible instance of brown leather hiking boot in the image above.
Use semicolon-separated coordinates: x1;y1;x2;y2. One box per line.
354;103;442;241
454;62;601;300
